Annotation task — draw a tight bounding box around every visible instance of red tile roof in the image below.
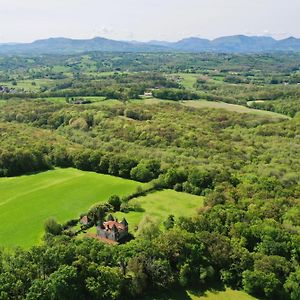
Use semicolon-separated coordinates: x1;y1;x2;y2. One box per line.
103;221;125;231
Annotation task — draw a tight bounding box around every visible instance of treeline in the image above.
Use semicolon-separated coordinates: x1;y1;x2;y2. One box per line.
0;144;160;182
0;87;143;101
0;72;180;101
0;149;51;177
152;88;199;101
0;145;240;199
251;100;300;118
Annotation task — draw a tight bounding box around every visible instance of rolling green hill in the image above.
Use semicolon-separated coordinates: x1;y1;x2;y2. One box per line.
0;168;142;248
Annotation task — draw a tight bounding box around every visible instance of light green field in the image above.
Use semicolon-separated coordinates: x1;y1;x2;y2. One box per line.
182;100;290;119
115;190;204;231
130;98;289;119
130;98;178;105
147;288;256;300
52;65;70;73
188;288;256;300
91;98;123;106
42;96;107;104
175;73;199;89
0;79;55;92
0;168;142;248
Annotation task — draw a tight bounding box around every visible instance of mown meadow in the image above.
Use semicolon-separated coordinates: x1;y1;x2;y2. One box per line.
115;190;204;232
0;168;141;247
147;287;257;300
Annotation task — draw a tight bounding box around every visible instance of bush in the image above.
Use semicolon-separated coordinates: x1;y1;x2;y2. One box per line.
152;88;199;101
44;218;62;235
108;195;121;211
62;219;79;230
130;160;161;182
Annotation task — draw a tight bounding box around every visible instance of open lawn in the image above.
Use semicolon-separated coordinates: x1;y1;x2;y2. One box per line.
130;98;174;105
115;189;204;232
174;73;199;89
0;79;55;92
147;288;256;300
0;168;142;248
182;100;290;119
188;288;257;300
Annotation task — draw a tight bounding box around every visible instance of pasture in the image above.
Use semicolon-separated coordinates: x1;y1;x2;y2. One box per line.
176;73;199;89
188;288;257;300
0;79;55;92
115;189;204;231
147;288;256;300
0;168;142;248
182;100;290;119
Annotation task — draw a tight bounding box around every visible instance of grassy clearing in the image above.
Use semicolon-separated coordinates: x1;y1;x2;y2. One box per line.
115;190;204;232
211;75;225;83
188;288;257;300
182;100;290;119
0;168;142;248
174;73;200;89
91;98;123;106
52;65;70;73
131;98;289;119
130;98;174;105
0;79;55;92
39;97;67;103
146;288;256;300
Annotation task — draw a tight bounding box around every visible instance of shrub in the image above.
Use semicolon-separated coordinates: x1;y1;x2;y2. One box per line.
108;195;122;212
44;218;62;235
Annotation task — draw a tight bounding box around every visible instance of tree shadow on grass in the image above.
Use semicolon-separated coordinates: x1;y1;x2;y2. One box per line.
188;282;226;298
146;288;192;300
144;283;232;300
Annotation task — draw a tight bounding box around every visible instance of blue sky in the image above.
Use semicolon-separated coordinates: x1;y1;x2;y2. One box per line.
0;0;299;42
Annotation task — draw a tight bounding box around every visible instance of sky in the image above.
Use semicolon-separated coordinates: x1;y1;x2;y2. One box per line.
0;0;299;43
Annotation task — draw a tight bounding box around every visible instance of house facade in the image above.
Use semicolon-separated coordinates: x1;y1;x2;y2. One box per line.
96;215;128;242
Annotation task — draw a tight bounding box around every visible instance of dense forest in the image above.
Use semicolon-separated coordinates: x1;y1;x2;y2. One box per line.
0;52;300;299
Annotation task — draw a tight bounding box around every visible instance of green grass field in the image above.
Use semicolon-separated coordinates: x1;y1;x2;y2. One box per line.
114;190;204;232
0;79;55;92
130;98;289;119
0;168;142;248
188;288;257;300
147;288;256;300
182;100;290;119
176;73;199;89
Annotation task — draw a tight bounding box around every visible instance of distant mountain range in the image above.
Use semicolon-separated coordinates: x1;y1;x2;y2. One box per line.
0;35;300;54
